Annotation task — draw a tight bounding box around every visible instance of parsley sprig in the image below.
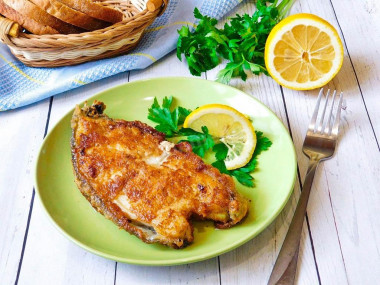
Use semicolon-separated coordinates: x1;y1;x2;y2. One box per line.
147;97;272;187
178;127;215;158
211;131;273;187
148;97;191;137
148;96;214;157
177;0;295;84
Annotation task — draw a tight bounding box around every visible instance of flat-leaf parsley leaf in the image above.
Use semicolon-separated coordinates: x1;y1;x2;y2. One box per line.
178;127;215;157
211;131;272;187
148;96;191;137
177;0;295;83
147;97;272;187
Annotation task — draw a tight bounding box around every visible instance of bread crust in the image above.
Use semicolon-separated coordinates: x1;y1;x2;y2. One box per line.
3;0;82;34
0;0;58;34
29;0;109;30
57;0;123;23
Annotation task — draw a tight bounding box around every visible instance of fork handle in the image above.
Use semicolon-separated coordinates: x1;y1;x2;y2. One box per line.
268;158;319;285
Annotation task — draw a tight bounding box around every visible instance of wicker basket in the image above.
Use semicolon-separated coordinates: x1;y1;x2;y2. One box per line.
0;0;168;67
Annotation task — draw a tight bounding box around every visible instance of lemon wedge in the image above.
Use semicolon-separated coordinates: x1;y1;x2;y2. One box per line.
183;104;256;170
265;13;344;90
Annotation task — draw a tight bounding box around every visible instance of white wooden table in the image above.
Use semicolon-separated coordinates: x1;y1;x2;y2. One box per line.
1;1;380;284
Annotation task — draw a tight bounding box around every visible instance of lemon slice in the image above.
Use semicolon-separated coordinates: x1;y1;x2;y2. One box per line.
183;104;256;170
265;13;344;90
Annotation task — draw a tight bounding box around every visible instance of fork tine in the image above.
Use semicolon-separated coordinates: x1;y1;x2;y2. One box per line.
309;88;324;131
316;89;330;133
330;92;344;136
322;90;337;134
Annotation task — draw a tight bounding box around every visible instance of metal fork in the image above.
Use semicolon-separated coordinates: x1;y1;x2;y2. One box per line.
268;89;344;285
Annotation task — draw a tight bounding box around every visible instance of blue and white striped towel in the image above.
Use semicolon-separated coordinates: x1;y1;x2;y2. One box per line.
0;0;242;111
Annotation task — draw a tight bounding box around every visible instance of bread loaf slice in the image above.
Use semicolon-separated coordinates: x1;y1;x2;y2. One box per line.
57;0;123;23
29;0;109;30
3;0;82;34
0;0;58;34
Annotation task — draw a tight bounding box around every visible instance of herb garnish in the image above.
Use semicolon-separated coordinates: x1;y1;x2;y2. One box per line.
148;96;214;157
211;131;272;187
148;97;191;137
177;0;295;83
147;97;272;187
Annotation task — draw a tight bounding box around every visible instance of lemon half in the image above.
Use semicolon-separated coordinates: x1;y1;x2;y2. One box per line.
184;104;256;170
265;13;344;90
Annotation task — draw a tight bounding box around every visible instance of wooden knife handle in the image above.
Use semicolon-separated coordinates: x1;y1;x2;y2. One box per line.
0;15;20;37
147;0;163;12
147;0;168;16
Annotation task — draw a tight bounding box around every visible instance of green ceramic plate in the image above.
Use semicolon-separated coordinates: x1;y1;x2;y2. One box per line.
35;77;297;266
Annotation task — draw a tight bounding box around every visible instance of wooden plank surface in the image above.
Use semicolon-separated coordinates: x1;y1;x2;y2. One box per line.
330;0;380;142
283;0;380;283
0;101;49;285
0;0;379;284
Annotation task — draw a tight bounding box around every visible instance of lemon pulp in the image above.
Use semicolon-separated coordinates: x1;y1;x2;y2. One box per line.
184;104;256;170
265;13;344;90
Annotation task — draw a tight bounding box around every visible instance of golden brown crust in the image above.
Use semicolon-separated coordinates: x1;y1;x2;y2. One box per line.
0;0;58;34
71;104;160;246
29;0;109;30
57;0;123;23
71;102;249;248
3;0;82;34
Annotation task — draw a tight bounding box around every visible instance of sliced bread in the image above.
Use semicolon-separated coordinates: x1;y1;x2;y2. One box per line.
57;0;123;23
3;0;82;34
29;0;109;30
0;0;58;34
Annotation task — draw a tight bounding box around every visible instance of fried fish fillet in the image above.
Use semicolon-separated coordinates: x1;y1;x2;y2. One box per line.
71;101;249;248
